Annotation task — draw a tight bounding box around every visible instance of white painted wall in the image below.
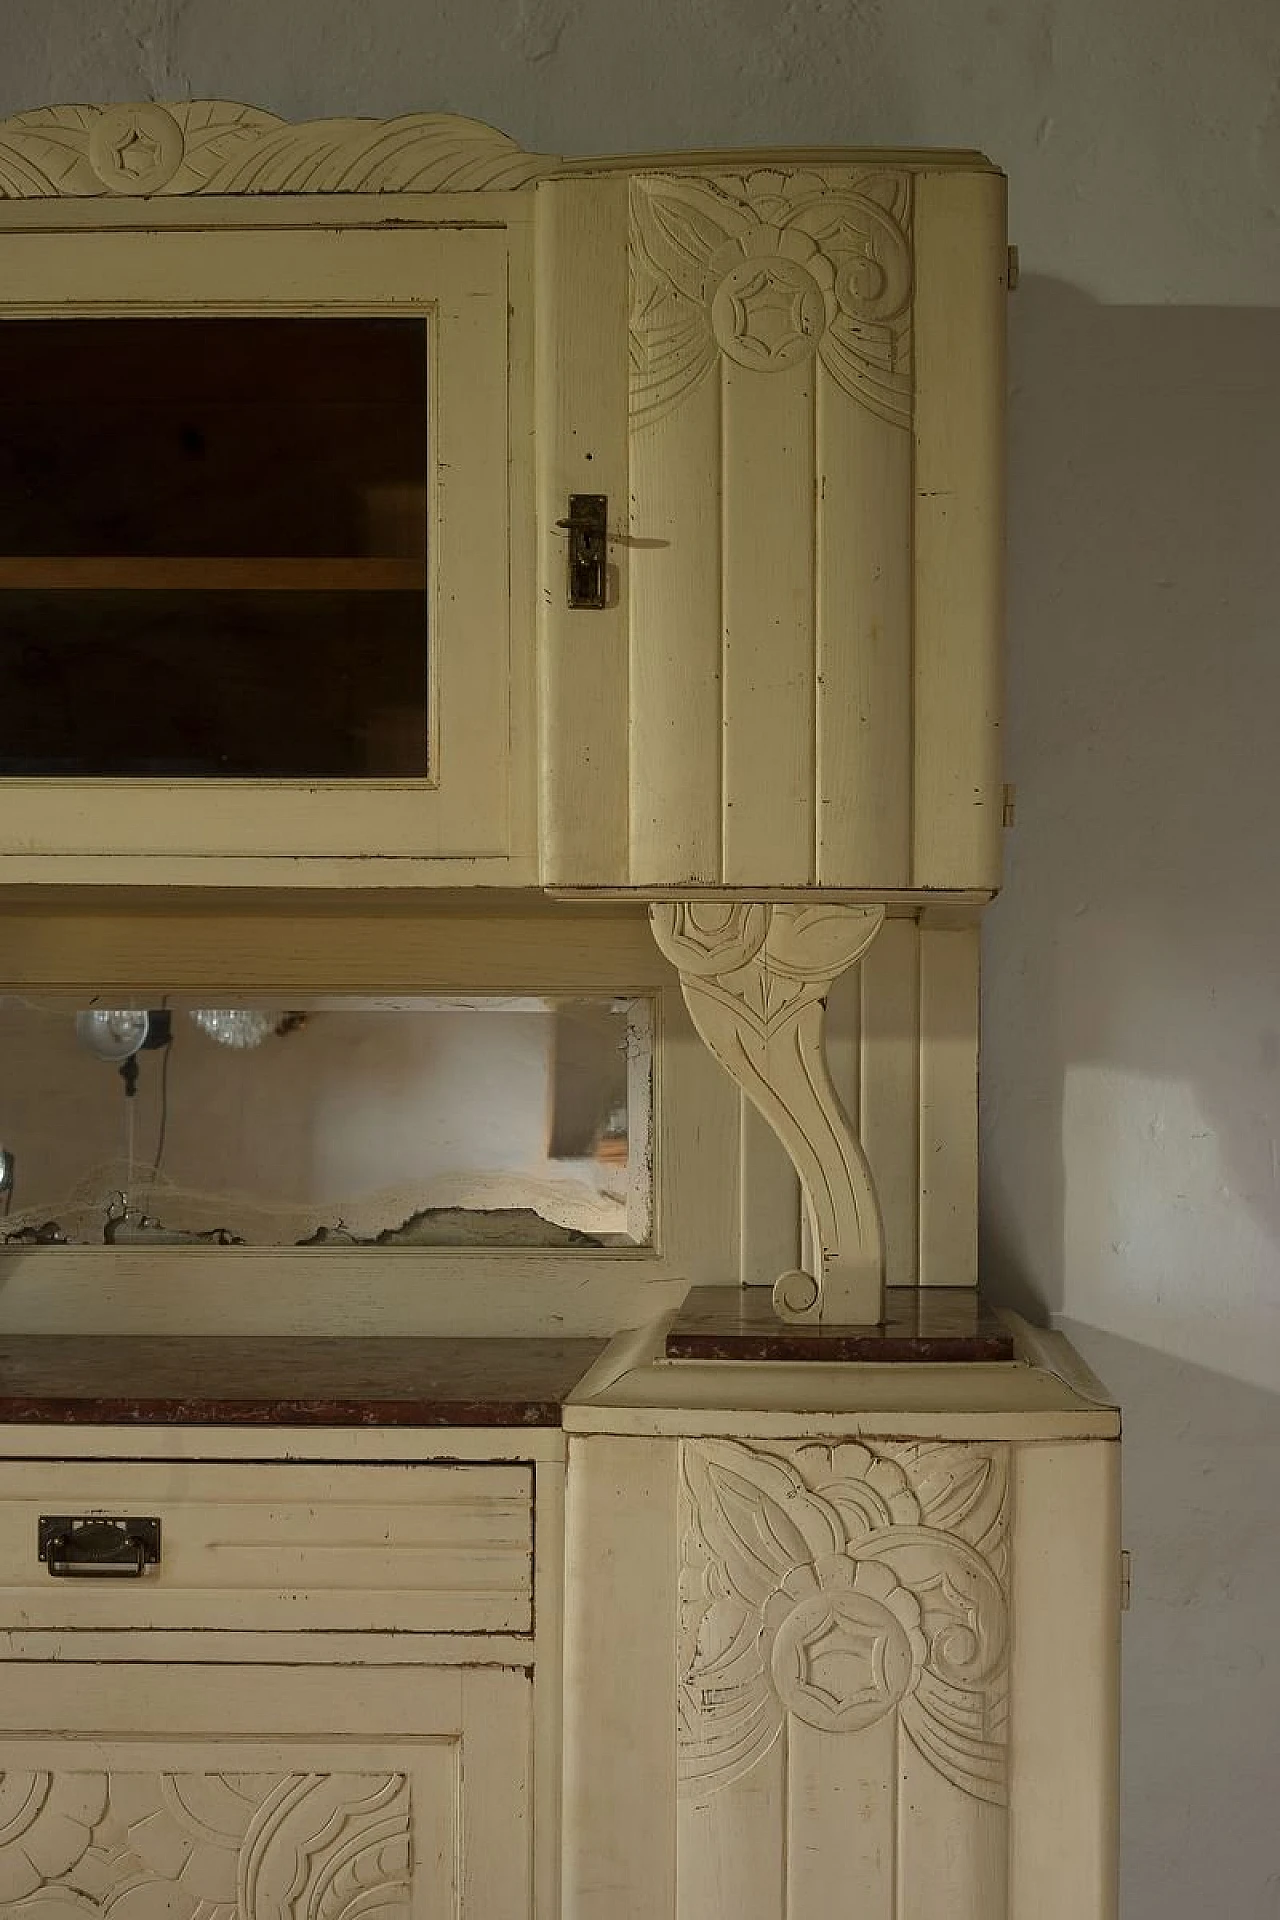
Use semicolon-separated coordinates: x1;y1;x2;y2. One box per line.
2;3;1277;1911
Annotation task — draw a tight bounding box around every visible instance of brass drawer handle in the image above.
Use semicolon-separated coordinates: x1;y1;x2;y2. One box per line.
38;1515;161;1578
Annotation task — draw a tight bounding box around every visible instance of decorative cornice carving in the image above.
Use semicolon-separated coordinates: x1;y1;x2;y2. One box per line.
0;1766;410;1913
0;102;555;198
650;900;885;1324
679;1438;1009;1806
629;167;912;430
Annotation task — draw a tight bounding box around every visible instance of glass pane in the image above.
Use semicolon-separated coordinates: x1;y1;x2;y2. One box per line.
0;316;428;778
0;995;651;1249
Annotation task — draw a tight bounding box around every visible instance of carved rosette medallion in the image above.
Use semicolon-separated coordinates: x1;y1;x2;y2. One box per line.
630;167;913;428
0;102;553;198
650;901;886;1323
87;103;185;194
679;1438;1009;1806
0;1768;411;1915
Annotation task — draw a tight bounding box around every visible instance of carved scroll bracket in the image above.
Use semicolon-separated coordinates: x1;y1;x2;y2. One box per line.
650;900;886;1325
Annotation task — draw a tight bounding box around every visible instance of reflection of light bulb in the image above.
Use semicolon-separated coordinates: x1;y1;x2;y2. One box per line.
75;1009;151;1061
190;1009;275;1050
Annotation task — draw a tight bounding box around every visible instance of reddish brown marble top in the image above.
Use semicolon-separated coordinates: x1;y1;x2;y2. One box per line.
0;1336;607;1426
665;1287;1014;1363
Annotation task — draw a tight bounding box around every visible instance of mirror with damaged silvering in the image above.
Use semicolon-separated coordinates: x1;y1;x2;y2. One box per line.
0;994;652;1250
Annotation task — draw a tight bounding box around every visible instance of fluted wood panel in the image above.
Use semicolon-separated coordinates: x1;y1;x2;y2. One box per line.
610;160;1004;893
536;175;632;883
816;395;914;885
628;371;723;884
721;356;816;884
814;916;978;1287
911;169;1007;890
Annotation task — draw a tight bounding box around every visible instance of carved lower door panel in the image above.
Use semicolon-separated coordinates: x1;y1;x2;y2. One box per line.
0;1662;529;1918
677;1438;1009;1920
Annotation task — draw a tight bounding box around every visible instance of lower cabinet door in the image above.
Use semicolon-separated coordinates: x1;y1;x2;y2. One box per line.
0;1661;530;1918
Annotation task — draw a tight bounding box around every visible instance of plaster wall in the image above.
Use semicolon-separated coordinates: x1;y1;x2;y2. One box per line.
2;2;1278;1912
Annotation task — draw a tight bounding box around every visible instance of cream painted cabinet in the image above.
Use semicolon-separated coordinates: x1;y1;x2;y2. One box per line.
0;102;1004;892
0;93;1115;1920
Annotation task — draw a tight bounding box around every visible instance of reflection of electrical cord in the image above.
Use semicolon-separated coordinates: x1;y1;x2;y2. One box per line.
151;1037;172;1182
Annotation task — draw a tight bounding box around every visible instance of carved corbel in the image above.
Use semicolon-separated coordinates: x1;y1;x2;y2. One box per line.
650;901;886;1325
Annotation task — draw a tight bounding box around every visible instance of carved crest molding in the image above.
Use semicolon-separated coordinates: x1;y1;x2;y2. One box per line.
0;102;554;198
629;167;913;430
678;1437;1009;1807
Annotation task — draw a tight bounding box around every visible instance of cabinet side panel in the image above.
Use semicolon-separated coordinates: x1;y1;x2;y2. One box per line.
911;170;1006;889
816;376;913;886
859;915;921;1286
536;176;631;883
918;923;979;1286
721;356;817;884
1009;1441;1121;1920
563;1435;678;1920
629;364;724;886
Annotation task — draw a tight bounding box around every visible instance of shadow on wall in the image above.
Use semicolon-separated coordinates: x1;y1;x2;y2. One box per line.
1060;1321;1280;1920
980;277;1280;1384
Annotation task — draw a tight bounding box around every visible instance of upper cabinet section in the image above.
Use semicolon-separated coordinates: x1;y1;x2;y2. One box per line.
0;107;1005;892
539;160;1008;897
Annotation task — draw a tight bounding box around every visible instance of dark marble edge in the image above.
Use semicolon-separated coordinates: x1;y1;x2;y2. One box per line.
0;1397;571;1428
665;1286;1015;1364
0;1335;607;1427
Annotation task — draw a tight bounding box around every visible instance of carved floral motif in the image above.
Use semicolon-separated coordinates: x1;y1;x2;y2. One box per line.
679;1438;1009;1806
0;1768;410;1916
0;102;553;198
650;901;885;1323
629;167;912;428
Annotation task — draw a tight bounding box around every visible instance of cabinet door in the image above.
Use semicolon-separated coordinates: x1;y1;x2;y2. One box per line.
0;221;532;878
0;1662;530;1917
539;163;1007;894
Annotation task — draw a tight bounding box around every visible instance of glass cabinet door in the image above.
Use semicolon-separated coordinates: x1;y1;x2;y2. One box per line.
0;223;525;870
0;313;430;780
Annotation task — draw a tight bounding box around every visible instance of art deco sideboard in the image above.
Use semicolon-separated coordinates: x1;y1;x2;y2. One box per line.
0;102;1118;1920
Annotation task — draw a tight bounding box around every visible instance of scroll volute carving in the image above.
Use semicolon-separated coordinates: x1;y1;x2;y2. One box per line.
650;901;886;1324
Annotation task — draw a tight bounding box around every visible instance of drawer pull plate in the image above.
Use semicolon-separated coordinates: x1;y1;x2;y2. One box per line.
38;1514;161;1578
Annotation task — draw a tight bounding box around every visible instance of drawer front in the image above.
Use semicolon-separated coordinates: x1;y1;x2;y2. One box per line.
0;1459;532;1634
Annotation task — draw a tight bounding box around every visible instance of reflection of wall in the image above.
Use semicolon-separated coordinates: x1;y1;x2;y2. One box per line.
0;1002;630;1240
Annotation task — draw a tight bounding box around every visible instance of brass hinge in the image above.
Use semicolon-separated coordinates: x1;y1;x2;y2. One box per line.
1002;783;1017;828
1120;1549;1132;1612
1007;244;1020;291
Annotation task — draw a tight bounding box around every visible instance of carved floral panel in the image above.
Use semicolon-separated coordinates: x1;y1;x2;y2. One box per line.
678;1437;1009;1804
0;1767;410;1917
629;167;913;429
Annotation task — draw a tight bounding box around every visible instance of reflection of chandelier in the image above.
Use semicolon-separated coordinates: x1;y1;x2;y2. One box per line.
189;1009;276;1050
75;1009;151;1061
